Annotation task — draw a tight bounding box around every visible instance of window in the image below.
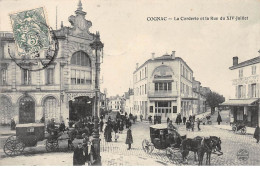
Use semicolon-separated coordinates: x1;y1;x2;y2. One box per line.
71;69;91;85
251;84;256;98
145;67;147;77
140;71;141;80
239;69;243;78
150;106;153;113
173;106;177;113
145;84;147;94
22;69;31;85
1;69;7;85
252;66;256;75
181;64;183;76
46;68;54;84
238;85;243;98
155;83;158;91
155;101;171;114
71;51;91;67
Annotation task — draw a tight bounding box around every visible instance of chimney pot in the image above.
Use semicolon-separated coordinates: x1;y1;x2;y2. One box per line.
233;56;238;66
152;53;155;59
172;51;176;59
136;63;139;69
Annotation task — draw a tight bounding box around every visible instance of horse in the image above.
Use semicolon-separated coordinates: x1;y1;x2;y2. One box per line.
210;136;223;156
197;137;214;165
181;136;203;162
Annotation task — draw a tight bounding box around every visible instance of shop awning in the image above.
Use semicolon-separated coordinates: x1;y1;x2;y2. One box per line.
220;99;259;106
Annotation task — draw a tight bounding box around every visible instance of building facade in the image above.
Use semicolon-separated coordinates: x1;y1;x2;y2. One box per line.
192;78;208;115
124;88;134;115
133;51;198;121
0;2;102;125
222;56;260;127
108;95;125;112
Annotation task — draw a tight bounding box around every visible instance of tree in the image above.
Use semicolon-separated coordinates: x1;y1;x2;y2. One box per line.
205;91;225;114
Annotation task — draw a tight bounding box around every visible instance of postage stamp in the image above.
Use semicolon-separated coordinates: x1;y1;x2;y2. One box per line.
9;7;50;57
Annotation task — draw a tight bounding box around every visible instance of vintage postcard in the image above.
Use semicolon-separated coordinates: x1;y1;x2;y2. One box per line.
0;0;260;167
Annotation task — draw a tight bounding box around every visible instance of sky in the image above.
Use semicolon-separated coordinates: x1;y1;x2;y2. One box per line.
0;0;260;99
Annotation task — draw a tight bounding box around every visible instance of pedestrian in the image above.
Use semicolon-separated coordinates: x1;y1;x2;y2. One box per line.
73;143;85;166
140;114;143;122
104;122;112;142
82;133;89;163
113;120;119;142
119;120;124;133
217;111;222;125
183;116;186;125
59;121;66;132
125;126;133;150
196;118;201;131
167;117;170;124
100;119;104;132
10;118;16;130
253;124;260;143
40;116;45;123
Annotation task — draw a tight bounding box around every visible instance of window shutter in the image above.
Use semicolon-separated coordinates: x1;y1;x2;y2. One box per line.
243;85;246;98
235;86;238;98
257;83;259;98
248;84;251;98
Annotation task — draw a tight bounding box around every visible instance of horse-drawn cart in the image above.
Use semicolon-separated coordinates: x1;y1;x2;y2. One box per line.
142;124;186;161
231;122;246;134
3;123;60;156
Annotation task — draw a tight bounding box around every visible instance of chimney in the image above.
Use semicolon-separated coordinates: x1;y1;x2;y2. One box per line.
171;51;176;59
233;56;238;66
61;21;63;28
152;53;155;59
136;63;139;69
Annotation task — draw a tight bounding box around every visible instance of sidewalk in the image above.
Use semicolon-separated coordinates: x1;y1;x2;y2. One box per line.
213;124;255;135
0;126;15;136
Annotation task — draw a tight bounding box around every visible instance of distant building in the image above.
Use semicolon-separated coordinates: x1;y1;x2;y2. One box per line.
124;88;134;115
222;55;260;127
133;51;208;121
108;95;125;112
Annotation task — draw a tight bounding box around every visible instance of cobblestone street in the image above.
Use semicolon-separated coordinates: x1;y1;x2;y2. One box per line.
0;112;260;166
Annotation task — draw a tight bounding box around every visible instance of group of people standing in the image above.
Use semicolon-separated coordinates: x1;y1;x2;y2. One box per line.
101;112;134;150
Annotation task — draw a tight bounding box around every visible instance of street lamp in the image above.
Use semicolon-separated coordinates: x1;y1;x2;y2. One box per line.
90;31;104;165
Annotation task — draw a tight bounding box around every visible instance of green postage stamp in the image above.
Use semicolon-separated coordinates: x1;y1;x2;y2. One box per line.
9;7;50;56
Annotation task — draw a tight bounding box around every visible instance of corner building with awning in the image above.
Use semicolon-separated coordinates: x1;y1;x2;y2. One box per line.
221;55;260;127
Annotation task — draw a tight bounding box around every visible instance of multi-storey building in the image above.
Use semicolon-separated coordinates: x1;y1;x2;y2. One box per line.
108;95;124;112
0;2;102;125
124;88;134;115
133;51;195;121
192;78;208;115
222;55;260;127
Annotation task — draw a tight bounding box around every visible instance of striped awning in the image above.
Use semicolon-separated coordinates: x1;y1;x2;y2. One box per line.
221;99;259;106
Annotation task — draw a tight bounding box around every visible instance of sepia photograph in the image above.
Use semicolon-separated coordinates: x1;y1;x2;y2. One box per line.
0;0;259;166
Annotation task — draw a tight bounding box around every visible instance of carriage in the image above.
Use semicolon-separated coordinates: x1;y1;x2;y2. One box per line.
142;124;186;161
3;123;61;156
231;121;246;134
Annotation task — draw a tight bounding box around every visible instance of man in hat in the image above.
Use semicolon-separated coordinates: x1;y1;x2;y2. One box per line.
73;143;85;166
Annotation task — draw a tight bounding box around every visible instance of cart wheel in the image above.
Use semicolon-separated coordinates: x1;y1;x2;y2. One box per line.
142;139;154;153
232;126;237;132
241;127;246;134
3;140;25;156
6;135;17;143
46;139;59;152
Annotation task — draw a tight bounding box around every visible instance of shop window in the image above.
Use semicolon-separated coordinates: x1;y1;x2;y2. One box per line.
173;106;177;113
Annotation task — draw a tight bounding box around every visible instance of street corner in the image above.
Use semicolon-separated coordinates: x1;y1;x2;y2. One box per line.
101;152;171;166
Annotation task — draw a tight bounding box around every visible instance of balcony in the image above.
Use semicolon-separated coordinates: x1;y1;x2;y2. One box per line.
148;90;178;98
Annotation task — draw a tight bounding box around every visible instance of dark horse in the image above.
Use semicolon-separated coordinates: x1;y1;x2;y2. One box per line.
181;136;203;163
181;136;222;165
197;137;214;165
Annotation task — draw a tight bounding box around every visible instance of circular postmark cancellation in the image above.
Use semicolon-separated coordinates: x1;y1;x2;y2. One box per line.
237;149;249;161
8;7;59;71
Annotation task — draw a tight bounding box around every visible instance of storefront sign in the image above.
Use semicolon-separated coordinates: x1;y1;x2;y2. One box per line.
232;75;259;85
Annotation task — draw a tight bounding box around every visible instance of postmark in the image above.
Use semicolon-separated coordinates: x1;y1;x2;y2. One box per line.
8;7;58;71
237;149;249;161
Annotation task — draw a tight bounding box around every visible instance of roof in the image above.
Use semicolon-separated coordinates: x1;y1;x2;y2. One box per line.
150;123;168;129
133;55;193;74
229;56;260;70
220;99;259;106
16;123;45;128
